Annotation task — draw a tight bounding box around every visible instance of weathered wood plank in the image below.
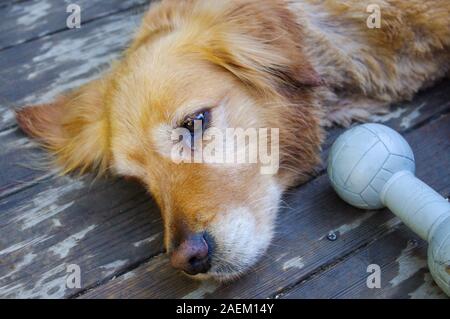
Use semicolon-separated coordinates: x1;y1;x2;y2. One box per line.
1;77;448;200
0;0;149;51
0;4;152;199
320;78;450;165
0;126;52;198
79;113;450;299
0;10;165;293
0;82;447;298
0;0;448;299
0;1;31;9
281;225;447;299
0;0;448;198
0;4;148;131
0;0;448;133
0;175;163;298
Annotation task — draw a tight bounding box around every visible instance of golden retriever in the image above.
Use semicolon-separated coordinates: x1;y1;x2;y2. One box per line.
15;0;450;281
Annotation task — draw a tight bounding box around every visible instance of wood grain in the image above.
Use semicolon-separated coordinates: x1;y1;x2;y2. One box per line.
0;1;449;299
0;175;164;298
281;225;448;299
0;0;148;51
0;83;447;298
80;113;450;299
1;78;448;200
0;4;147;131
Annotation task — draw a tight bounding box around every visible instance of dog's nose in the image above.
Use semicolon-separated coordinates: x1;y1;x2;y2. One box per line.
170;233;211;275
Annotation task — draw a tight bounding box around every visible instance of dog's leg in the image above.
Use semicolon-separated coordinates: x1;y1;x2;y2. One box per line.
322;95;390;128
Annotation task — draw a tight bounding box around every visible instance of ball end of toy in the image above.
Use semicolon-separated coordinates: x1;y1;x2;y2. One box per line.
327;123;415;209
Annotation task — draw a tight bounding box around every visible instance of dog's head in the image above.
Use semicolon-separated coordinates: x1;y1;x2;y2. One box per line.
16;0;323;281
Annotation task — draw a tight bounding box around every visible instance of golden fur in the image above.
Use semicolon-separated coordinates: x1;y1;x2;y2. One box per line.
16;0;450;280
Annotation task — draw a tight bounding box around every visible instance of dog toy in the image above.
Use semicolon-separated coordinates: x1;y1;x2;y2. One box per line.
327;123;450;296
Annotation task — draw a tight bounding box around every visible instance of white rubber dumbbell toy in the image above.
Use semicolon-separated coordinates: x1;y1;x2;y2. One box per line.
327;123;450;296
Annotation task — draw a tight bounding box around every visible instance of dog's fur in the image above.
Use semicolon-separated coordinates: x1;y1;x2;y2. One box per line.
16;0;450;281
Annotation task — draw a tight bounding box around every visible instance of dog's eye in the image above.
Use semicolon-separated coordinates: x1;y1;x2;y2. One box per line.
182;110;210;135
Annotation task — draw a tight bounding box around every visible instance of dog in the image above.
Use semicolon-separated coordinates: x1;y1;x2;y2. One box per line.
15;0;450;281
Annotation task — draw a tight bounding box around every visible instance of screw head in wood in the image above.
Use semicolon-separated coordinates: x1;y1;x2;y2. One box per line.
327;231;338;241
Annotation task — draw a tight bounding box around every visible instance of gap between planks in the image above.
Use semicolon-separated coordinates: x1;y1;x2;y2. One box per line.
69;249;166;299
1;101;448;205
0;97;448;299
0;0;32;10
0;1;448;298
272;111;450;299
0;0;149;52
76;112;450;299
271;221;400;299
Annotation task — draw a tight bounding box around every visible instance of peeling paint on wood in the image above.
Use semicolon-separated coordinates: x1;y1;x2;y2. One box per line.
371;102;427;130
48;225;96;258
0;252;36;281
4;134;37;151
320;211;376;240
0;6;147;131
283;257;305;271
275;253;288;262
0;235;52;257
0;263;68;299
10;179;85;230
0;169;162;298
121;271;136;282
27;265;68;298
16;1;51;29
380;217;402;230
100;260;128;277
409;273;447;299
390;241;427;287
52;219;62;227
0;110;14;130
78;115;450;299
400;103;425;129
371;107;408;123
133;234;161;248
0;0;149;51
182;281;220;299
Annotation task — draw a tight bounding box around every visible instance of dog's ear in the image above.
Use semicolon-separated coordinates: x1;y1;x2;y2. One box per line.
15;79;110;175
208;37;322;98
197;0;322;98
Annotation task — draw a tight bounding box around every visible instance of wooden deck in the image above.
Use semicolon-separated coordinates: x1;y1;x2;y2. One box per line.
0;0;449;299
